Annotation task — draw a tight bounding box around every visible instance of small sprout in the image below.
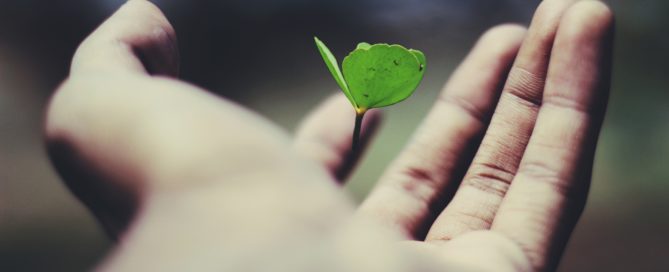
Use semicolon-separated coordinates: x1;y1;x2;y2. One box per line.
314;36;426;152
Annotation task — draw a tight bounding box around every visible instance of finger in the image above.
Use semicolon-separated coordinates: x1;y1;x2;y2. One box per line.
46;0;178;238
293;93;382;183
426;0;578;242
358;24;526;239
71;0;179;77
491;2;614;270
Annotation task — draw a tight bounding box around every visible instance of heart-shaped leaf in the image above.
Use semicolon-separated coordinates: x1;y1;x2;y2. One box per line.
343;44;425;110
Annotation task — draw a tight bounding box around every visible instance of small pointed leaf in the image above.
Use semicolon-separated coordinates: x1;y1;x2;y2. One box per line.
314;37;356;107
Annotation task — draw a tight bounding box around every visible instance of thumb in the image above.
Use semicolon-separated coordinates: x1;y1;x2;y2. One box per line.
71;0;179;77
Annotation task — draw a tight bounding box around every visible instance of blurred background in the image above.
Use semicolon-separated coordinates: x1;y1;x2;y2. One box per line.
0;0;667;271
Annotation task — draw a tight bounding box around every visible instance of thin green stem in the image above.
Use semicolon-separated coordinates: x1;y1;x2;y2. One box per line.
351;110;365;154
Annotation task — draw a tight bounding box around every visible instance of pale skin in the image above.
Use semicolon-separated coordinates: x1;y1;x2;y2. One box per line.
44;0;614;271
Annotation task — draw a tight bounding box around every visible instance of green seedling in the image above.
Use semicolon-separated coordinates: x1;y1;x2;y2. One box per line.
314;37;426;152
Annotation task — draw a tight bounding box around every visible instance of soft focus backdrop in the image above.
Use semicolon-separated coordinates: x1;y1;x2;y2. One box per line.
1;0;667;271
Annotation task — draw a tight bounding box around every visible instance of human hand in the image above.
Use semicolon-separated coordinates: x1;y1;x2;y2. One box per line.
357;0;614;270
44;0;613;271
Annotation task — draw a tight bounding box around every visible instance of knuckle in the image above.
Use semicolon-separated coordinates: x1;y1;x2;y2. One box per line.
438;94;488;124
427;212;491;242
518;160;561;183
503;67;545;108
463;162;516;197
399;166;440;196
542;92;590;114
45;78;93;138
452;208;495;228
383;164;445;204
45;75;146;138
516;160;576;198
430;208;495;241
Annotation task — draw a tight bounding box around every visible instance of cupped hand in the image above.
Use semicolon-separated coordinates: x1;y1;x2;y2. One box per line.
44;0;614;271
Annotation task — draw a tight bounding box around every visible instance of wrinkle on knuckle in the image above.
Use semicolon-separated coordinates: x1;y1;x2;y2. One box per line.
542;93;591;114
380;160;449;208
397;166;441;200
518;160;560;183
503;67;545;109
463;162;515;197
517;160;576;199
454;208;495;228
530;136;580;159
436;208;495;237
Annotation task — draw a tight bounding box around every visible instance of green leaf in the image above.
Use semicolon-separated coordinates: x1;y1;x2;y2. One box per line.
356;42;372;50
314;37;356;107
342;44;425;109
409;49;426;72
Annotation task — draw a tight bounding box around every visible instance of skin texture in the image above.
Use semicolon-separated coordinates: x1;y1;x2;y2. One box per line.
44;0;614;271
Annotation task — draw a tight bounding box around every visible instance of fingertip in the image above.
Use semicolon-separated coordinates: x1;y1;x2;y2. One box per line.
474;24;527;61
481;24;527;45
122;0;169;20
529;0;580;34
71;0;179;77
560;1;615;40
117;0;179;76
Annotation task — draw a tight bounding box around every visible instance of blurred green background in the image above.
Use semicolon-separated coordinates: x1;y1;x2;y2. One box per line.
0;0;667;271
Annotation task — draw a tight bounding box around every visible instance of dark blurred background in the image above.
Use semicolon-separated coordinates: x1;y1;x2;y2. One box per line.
0;0;667;271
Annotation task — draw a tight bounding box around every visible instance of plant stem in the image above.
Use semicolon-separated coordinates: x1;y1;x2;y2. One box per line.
352;110;365;154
